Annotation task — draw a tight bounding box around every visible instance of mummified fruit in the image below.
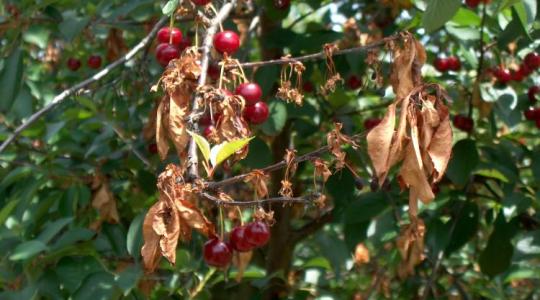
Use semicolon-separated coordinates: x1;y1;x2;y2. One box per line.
203;238;232;268
244;221;270;247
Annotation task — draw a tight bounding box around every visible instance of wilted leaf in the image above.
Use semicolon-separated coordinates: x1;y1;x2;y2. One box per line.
396;219;425;279
366;104;396;184
175;199;214;237
399;144;434;204
427;102;453;182
156;97;170;160
244;170;269;199
168;91;190;158
91;180;120;226
232;251;252;282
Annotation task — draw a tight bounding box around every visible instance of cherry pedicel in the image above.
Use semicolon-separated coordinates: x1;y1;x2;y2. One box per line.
346;75;362;90
155;43;180;67
529;86;540;103
244;101;269;125
203;238;232;268
229;226;254;252
452;115;474;132
191;0;211;5
87;55;102;69
213;30;240;55
434;57;449;72
524;52;540;69
236;82;263;105
157;27;183;45
67;58;81;71
244;221;270;247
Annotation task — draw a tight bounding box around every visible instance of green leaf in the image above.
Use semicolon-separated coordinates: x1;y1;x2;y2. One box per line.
449;8;481;27
162;0;178;16
0;199;19;226
479;214;519;277
210;137;254;167
261;100;287;136
344;192;389;224
37;217;74;244
513;0;537;29
187;130;211;163
73;271;119;300
446;139;479;186
0;46;23;113
22;24;50;49
445;201;479;254
502;192;531;220
59;14;90;41
422;0;462;33
474;168;509;183
115;264;142;296
126;212;145;259
10;240;49;261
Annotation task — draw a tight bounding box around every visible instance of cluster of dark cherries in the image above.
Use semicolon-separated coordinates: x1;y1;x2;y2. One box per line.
204;221;270;268
67;55;102;71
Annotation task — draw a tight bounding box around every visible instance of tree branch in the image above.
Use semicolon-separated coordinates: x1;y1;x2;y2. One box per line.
234;34;400;69
200;192;316;206
291;210;333;243
186;0;238;180
0;16;169;155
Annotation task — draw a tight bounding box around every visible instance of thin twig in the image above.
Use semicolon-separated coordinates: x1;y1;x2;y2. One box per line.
186;0;238;180
234;34;400;69
200;192;314;206
0;16;169;155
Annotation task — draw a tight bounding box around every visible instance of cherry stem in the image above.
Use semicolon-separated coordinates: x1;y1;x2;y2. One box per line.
219;206;225;240
218;60;225;90
168;14;174;44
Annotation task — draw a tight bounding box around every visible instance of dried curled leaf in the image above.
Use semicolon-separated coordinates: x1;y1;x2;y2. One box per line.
89;176;120;230
244;170;269;199
366;104;396;184
313;158;332;184
232;251;252;282
156;96;170;160
396;218;425;279
327;123;359;171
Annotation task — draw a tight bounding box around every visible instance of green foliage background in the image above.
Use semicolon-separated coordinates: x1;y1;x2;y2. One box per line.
1;0;540;299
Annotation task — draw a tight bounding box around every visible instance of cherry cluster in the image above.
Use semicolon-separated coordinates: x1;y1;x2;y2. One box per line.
524;86;540;128
66;55;102;71
433;56;461;73
491;52;540;84
203;221;270;268
154;27;191;67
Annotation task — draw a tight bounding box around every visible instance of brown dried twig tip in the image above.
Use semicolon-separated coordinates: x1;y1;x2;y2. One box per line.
276;59;305;106
320;43;343;95
200;192;319;206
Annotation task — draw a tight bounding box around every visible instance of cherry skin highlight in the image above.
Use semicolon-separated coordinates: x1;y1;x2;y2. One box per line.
203;238;232;268
236;82;263;105
157;27;183;45
244;221;270;247
244;101;269;125
67;58;81;71
87;55;102;69
213;30;240;54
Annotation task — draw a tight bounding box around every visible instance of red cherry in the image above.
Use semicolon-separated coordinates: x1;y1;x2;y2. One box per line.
67;58;81;71
447;56;461;71
208;64;220;81
221;89;233;97
203;238;232;268
364;118;382;130
229;226;254;252
431;184;440;194
199;113;221;126
482;0;491;3
524;52;540;69
524;107;540;121
346;75;362;90
203;125;215;138
493;67;511;84
213;30;240;54
528;86;540;103
155;43;180;67
536;119;540;129
434;57;449;72
511;68;525;82
273;0;291;9
303;81;315;93
519;63;533;77
148;143;158;154
235;82;263;105
178;36;191;52
465;0;481;8
191;0;211;5
87;55;102;69
244;101;269;125
244;221;270;247
453;115;474;132
157;27;183;45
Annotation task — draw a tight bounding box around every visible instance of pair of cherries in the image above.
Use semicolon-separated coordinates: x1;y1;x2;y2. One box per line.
155;27;191;67
67;55;102;71
203;221;270;268
434;56;461;73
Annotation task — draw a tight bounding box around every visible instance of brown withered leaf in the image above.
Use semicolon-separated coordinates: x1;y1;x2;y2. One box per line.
175;199;215;237
354;243;370;266
141;200;180;272
398;143;434;204
366;104;396;184
390;36;417;101
427;101;452;183
168;91;190;159
232;251;252;282
396;219;425;279
279;180;293;198
143;99;159;141
105;28;128;61
91;180;120;225
313;158;332;184
244;170;269;199
156;97;170;160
